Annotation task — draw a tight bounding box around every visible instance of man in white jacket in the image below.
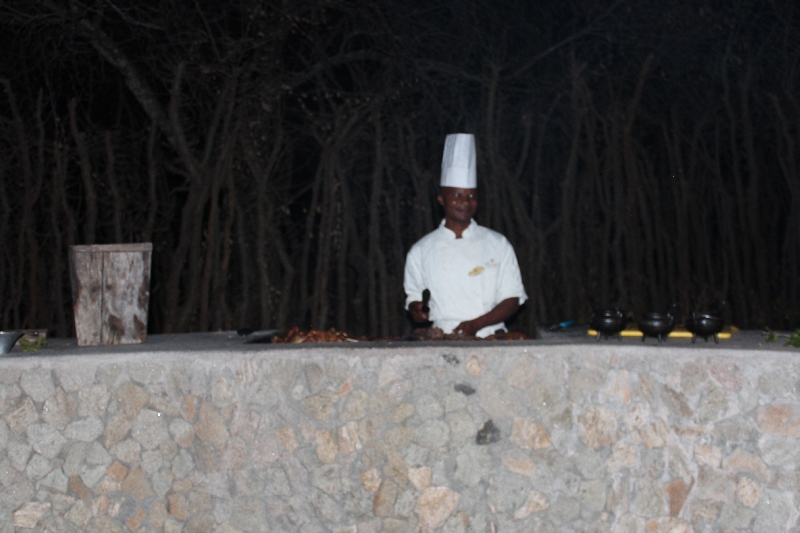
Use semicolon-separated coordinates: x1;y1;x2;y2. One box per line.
403;133;528;337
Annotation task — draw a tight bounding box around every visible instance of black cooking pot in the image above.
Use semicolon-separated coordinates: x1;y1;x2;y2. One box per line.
685;312;724;344
638;311;674;343
590;309;626;340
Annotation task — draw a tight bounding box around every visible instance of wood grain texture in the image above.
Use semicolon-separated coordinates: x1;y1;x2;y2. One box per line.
69;244;152;345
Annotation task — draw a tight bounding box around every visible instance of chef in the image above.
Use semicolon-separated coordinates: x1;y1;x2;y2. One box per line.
404;133;528;337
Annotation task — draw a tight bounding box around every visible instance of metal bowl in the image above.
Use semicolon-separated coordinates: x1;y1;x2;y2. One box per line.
0;331;23;355
685;312;724;343
590;310;626;340
638;312;674;343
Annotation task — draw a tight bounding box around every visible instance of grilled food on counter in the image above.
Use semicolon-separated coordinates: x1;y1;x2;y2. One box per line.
272;326;361;343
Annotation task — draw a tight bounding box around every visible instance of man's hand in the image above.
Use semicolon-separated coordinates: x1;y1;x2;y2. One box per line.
454;297;520;337
408;301;430;323
453;320;479;337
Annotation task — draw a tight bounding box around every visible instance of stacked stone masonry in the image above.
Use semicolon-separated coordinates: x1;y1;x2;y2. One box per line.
0;343;799;532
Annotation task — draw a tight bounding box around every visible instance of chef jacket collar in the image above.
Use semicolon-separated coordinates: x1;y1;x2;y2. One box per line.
438;218;476;239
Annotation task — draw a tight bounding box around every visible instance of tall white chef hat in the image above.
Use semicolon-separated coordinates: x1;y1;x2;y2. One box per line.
440;133;477;188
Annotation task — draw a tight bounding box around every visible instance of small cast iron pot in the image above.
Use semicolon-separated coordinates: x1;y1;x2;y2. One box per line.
685;312;724;344
638;312;674;343
590;310;626;340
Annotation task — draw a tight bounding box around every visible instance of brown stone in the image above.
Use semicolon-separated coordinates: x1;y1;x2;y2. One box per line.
95;477;121;495
513;490;549;520
408;467;432;491
641;419;671;449
150;501;167;530
300;391;338;422
114;382;150;420
465;355;486;377
121;467;154;502
502;453;537;477
385;426;415;449
578;406;618;449
388;403;415;425
385;447;408;486
275;427;298;453
69;474;92;501
664;478;692;516
92;495;109;516
316;429;338;464
709;363;743;390
195;402;229;447
338;377;355;397
606;442;638;473
689;500;720;528
511;417;551;450
172;479;192;493
736;476;762;508
757;404;800;437
338;422;361;454
126;508;147;530
13;502;51;528
373;479;398;517
694;444;722;468
694;465;733;502
168;493;190;521
183;395;199;422
107;460;128;482
603;371;632;404
361;468;381;492
220;436;248;470
104;413;132;449
722;448;769;480
416;487;460;529
4;396;38;435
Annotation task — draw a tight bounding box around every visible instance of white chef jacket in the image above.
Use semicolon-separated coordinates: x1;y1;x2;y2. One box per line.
404;219;528;338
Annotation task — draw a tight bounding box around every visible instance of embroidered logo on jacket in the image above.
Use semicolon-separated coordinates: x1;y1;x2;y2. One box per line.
468;266;485;277
485;258;500;268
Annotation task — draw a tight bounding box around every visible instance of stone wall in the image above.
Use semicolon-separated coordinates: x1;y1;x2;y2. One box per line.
1;343;799;532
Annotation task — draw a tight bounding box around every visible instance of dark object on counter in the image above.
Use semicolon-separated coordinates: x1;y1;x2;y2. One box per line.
590;309;626;340
421;288;430;314
685;312;724;344
639;311;675;343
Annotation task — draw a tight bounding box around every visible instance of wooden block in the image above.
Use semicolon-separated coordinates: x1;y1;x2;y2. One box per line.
69;244;152;346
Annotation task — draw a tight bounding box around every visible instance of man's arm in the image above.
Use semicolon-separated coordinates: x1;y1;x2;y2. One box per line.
454;297;520;336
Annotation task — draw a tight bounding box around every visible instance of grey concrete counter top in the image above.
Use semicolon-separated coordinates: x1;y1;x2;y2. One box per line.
2;328;797;359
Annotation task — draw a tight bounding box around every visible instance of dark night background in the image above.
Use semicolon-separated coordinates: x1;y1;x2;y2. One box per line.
0;0;798;338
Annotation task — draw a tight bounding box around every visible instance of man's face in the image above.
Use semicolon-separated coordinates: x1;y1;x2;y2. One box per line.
438;187;478;225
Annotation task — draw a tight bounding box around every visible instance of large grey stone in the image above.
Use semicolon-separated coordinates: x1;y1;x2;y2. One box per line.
20;368;55;403
77;384;109;418
717;502;756;530
454;445;491;487
413;420;450;449
64;417;103;442
39;467;69;494
753;489;798;533
27;424;67;459
131;409;169;449
415;394;444;420
0;419;8;452
26;453;53;480
55;366;96;393
759;435;800;468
